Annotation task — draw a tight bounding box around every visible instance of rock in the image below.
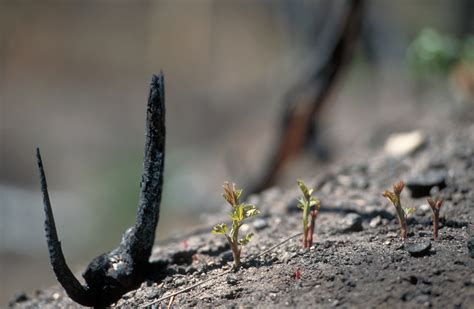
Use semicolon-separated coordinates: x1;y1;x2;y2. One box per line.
418;203;431;215
353;177;369;189
122;290;136;300
185;265;197;274
406;170;447;198
9;292;28;306
369;216;382;228
171;249;196;264
386;232;398;238
146;288;161;300
253;218;268;231
340;213;363;233
405;240;432;257
280;251;298;263
174;277;188;287
468;235;474;258
219;251;233;263
226;274;239;285
240;224;250;233
384;130;425;157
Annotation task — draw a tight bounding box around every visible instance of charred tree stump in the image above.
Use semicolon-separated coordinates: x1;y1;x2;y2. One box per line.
36;73;166;307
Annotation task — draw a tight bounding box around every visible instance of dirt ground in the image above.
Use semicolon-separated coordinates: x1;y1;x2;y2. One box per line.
9;120;474;308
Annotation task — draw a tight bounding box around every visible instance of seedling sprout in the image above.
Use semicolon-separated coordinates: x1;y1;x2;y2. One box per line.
211;182;260;270
382;181;415;240
297;180;321;248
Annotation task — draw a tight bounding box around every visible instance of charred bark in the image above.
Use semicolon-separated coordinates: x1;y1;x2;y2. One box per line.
36;73;166;307
250;0;364;194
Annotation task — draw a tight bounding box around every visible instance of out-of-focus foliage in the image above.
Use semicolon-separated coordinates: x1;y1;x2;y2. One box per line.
407;28;474;79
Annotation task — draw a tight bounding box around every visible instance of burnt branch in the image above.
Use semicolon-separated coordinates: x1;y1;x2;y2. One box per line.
36;148;94;306
250;0;364;193
36;73;166;307
123;73;166;263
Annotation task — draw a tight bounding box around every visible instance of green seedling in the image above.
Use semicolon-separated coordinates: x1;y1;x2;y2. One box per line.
382;181;415;240
427;197;444;240
297;180;321;248
211;182;260;270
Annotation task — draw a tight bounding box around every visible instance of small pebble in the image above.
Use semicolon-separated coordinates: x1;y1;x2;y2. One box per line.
253;218;268;231
226;274;239;285
370;216;382;228
467;235;474;258
386;232;398;238
405;240;432;257
406;170;447;198
340;213;363;233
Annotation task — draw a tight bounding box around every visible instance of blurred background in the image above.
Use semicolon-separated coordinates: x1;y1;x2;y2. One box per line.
1;0;474;304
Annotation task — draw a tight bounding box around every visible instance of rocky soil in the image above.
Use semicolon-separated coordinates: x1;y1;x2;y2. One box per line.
10;122;474;308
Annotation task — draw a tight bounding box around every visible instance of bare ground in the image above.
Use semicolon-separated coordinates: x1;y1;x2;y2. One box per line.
10;122;474;308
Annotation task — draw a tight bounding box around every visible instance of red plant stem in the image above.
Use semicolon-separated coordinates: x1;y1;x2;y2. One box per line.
303;226;309;248
230;242;241;269
433;211;439;240
399;216;408;240
306;209;318;247
394;203;408;240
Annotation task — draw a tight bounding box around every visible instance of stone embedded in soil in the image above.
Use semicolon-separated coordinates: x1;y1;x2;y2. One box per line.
405;240;432;257
468;235;474;258
9;292;28;306
340;213;363;233
226;274;239;285
369;216;382;228
253;218;269;231
384;130;426;157
406;169;447;198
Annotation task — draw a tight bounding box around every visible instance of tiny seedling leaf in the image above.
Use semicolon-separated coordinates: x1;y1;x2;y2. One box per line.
235;189;243;201
382;190;398;205
236;205;244;221
211;223;228;235
244;205;260;218
309;198;319;207
404;207;415;217
297;179;310;198
239;233;254;245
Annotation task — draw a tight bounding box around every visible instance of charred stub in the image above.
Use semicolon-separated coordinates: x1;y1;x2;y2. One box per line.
250;0;364;194
36;73;166;307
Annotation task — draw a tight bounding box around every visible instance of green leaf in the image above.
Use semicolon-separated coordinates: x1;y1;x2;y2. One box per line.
297;197;306;209
404;207;415;217
230;205;244;222
238;233;254;245
235;189;243;201
211;223;228;235
244;204;260;218
309;198;321;211
297;179;310;198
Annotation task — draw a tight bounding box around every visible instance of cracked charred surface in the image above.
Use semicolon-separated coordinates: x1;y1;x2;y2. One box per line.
34;73;165;307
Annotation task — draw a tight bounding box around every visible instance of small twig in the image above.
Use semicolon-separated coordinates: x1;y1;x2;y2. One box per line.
255;232;303;258
141;232;303;308
166;295;175;309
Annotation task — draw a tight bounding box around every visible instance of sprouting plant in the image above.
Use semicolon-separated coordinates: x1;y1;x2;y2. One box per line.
297;180;321;248
382;181;415;240
211;182;260;270
427;197;444;240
